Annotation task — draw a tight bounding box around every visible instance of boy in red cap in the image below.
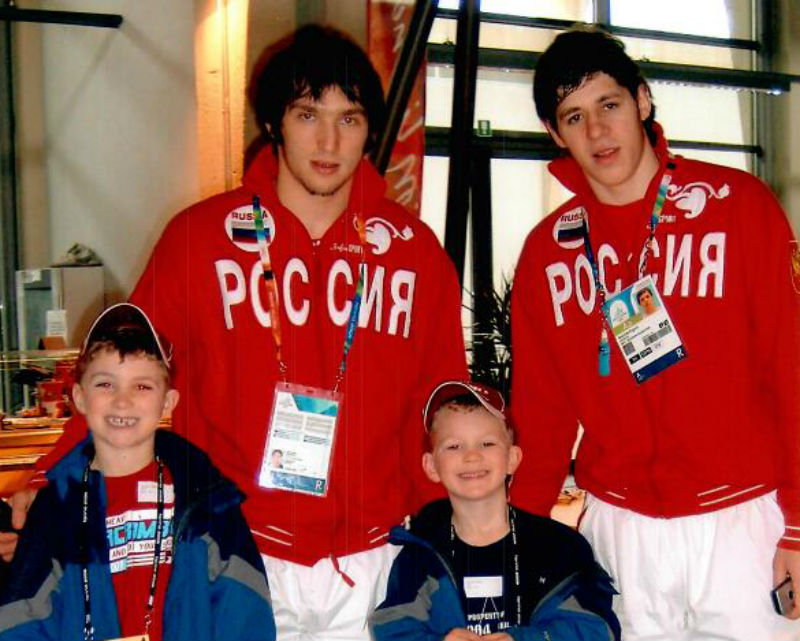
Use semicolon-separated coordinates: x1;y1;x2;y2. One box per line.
371;381;619;641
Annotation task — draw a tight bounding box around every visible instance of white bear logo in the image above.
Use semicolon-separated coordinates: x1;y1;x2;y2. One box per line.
666;181;730;219
359;217;414;255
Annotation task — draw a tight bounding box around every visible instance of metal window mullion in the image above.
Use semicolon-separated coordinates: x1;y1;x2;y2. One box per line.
0;11;19;410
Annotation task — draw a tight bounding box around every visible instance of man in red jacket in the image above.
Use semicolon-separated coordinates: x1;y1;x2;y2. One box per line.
2;25;467;640
511;28;800;641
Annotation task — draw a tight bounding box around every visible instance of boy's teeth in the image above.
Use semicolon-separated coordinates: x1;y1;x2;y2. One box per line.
108;416;136;427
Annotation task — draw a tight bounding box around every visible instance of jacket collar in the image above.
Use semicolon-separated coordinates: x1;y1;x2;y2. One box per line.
46;430;240;515
241;145;389;219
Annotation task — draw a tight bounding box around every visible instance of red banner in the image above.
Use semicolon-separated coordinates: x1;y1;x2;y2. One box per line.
367;0;426;217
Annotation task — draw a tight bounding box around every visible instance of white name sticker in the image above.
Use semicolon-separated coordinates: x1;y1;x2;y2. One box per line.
603;275;688;384
137;481;175;504
464;575;503;599
258;382;341;497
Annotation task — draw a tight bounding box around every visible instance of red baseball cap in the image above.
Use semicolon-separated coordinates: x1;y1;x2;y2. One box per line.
82;303;172;367
423;380;506;432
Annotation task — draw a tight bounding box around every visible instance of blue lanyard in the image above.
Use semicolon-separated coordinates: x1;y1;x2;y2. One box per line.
581;161;676;376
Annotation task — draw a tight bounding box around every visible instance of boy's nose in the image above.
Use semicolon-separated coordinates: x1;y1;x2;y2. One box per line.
112;390;133;408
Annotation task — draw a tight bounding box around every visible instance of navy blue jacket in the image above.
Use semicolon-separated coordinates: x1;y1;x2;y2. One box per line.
371;499;620;641
0;430;275;641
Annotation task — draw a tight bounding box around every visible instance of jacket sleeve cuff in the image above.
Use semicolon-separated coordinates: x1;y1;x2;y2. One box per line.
27;469;49;490
779;525;800;550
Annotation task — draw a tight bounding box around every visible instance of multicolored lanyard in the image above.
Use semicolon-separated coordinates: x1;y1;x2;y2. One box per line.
450;506;522;627
81;458;167;641
581;160;676;376
251;195;368;390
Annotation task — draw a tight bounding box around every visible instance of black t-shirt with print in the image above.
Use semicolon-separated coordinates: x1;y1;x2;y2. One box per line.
448;531;531;636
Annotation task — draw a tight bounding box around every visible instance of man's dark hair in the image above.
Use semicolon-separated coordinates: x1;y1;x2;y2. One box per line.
533;28;657;146
251;24;386;153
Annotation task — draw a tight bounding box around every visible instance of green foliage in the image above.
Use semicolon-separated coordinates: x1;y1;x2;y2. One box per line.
465;276;513;402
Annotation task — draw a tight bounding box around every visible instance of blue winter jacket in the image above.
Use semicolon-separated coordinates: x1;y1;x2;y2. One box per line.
0;429;275;641
371;499;620;641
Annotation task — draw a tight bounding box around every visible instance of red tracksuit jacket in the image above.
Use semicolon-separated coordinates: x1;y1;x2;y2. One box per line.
510;124;800;549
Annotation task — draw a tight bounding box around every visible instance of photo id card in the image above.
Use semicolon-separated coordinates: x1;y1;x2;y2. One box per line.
258;382;341;497
602;275;687;384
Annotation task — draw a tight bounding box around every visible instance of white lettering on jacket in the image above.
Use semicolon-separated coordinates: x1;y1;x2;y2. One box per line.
284;258;310;325
214;258;417;338
545;232;727;326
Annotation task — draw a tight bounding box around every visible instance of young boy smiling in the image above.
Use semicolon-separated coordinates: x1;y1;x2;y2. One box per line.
371;381;619;641
0;304;274;641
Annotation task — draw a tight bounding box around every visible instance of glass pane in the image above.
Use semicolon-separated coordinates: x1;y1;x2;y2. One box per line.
676;149;751;172
611;0;752;40
430;17;560;52
650;83;752;145
421;156;566;291
437;0;592;21
620;37;752;70
427;65;543;132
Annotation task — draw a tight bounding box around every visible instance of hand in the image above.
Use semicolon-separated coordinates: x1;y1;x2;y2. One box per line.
482;633;514;641
773;546;800;619
0;488;37;563
443;628;482;641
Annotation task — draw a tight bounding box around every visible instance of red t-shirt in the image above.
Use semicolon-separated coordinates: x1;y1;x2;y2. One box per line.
104;461;175;641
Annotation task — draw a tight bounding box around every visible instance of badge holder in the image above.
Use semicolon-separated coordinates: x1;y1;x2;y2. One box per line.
602;275;688;384
258;382;342;497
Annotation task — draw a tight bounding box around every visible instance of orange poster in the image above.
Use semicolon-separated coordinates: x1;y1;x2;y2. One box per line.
367;0;426;216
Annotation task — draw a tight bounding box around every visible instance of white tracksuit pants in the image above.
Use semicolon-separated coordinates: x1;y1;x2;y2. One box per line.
579;491;800;641
263;544;399;641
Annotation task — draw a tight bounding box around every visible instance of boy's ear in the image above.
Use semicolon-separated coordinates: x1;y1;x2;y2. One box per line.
544;121;567;149
72;383;86;415
422;452;441;484
506;445;522;476
161;389;180;418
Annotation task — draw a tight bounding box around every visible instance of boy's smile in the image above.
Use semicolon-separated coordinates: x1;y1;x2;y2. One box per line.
423;407;521;506
72;349;179;476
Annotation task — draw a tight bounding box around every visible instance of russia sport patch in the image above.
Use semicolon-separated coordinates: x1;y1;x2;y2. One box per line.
791;240;800;294
225;204;276;252
553;206;587;249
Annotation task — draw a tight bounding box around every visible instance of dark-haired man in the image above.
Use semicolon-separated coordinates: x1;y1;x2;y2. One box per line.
3;25;467;640
511;28;800;641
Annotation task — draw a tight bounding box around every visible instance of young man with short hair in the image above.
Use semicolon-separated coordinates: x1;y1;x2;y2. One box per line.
4;24;467;640
511;28;800;641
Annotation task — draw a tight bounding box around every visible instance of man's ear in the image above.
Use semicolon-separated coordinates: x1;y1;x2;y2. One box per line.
72;383;86;415
544;121;568;149
422;452;441;483
636;84;653;123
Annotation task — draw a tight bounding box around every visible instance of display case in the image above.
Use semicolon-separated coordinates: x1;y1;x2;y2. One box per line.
0;349;77;495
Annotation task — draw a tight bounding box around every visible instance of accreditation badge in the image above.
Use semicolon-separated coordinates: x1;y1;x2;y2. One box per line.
602;275;687;384
258;382;341;497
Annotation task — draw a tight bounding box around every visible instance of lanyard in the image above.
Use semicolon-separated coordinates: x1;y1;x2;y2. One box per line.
81;458;167;641
450;506;522;627
580;161;676;376
251;195;368;390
